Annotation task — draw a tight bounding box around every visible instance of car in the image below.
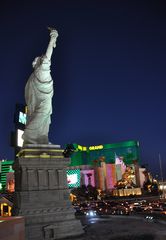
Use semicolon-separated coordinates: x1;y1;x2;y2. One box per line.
85;210;97;217
145;215;156;223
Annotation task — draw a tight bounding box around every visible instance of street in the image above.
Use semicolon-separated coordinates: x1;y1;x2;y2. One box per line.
63;214;166;240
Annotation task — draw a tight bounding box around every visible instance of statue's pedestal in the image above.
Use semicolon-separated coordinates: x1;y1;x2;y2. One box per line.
12;145;84;240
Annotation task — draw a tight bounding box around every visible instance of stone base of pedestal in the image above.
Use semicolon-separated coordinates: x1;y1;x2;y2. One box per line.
12;145;84;240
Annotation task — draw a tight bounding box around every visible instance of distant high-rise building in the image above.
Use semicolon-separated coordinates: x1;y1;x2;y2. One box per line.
0;160;14;190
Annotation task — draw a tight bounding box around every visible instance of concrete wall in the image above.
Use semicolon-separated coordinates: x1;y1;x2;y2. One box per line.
0;216;25;240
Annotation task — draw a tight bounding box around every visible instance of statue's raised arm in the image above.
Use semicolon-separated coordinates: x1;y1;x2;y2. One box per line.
22;28;58;145
46;27;58;60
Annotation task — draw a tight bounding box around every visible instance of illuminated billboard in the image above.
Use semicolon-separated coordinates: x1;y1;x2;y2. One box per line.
17;129;24;147
14;104;27;129
19;111;26;125
11;104;26;155
66;169;80;188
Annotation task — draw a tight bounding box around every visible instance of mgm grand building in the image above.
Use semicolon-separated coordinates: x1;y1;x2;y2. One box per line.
66;140;145;196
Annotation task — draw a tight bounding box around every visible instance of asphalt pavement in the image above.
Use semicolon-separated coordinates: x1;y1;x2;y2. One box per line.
63;215;166;240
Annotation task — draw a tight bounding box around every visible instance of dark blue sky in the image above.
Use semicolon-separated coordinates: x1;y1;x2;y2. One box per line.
0;0;166;179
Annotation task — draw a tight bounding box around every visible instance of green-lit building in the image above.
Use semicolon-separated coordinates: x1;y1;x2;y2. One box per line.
0;160;14;190
69;140;140;167
0;141;141;192
66;140;142;191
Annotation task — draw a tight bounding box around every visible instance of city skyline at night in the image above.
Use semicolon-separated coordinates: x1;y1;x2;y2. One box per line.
0;1;166;179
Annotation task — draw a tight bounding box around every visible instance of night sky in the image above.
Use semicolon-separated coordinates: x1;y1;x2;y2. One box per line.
1;1;166;179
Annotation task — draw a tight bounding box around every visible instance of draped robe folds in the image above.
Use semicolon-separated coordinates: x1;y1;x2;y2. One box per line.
23;56;54;144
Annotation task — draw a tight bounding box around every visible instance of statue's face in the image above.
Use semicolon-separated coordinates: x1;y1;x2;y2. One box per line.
32;57;41;69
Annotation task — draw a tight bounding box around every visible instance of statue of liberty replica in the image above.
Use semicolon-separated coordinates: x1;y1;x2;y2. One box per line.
13;28;83;240
23;28;58;145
